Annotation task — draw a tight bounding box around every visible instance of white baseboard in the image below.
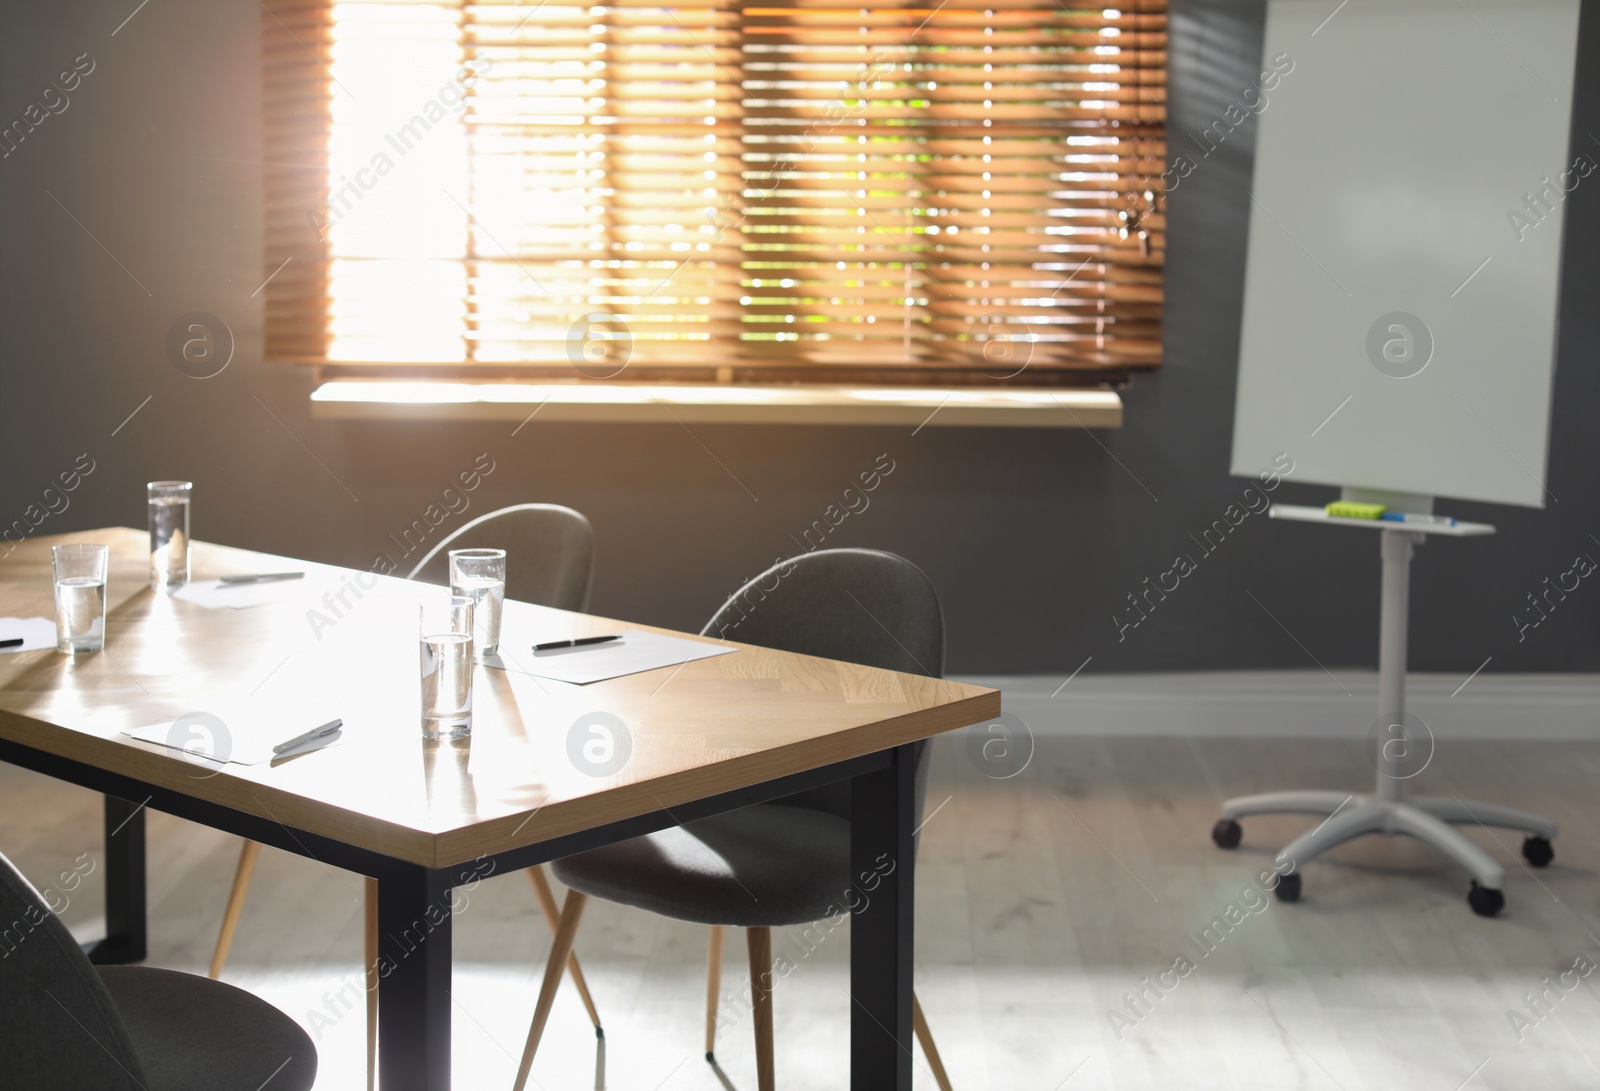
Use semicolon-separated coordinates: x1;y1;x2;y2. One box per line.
951;671;1600;740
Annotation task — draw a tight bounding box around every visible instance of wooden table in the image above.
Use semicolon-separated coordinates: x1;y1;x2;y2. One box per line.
0;529;998;1091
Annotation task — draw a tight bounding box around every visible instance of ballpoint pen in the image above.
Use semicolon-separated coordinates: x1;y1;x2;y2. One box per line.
221;572;306;585
533;634;623;652
272;718;343;755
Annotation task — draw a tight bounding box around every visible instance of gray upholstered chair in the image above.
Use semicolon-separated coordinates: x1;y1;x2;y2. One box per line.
207;503;600;1089
512;548;956;1091
0;849;316;1091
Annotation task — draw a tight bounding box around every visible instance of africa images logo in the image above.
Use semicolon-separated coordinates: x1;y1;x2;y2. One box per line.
166;711;232;776
1366;312;1433;379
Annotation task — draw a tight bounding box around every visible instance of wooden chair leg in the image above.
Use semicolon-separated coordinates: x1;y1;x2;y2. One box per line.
704;925;724;1059
513;890;588;1091
365;876;379;1091
526;866;604;1032
912;991;954;1091
746;927;775;1091
209;839;261;979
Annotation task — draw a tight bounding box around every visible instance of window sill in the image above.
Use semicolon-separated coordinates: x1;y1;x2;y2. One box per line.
308;381;1122;429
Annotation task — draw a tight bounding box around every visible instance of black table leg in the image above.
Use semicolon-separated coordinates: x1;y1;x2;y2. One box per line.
850;744;916;1091
376;864;453;1091
85;795;147;965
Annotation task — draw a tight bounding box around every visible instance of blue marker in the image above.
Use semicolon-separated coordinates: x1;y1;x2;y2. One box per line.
1379;511;1457;527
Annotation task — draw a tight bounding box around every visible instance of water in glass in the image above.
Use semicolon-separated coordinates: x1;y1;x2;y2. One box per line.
420;631;473;738
453;575;504;656
149;495;190;588
55;576;106;653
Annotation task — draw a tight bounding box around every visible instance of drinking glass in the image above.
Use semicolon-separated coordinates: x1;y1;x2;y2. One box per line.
449;548;506;657
419;596;475;739
148;480;192;589
53;543;109;654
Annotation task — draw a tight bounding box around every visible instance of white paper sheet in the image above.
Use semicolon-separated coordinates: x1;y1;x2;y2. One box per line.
0;616;58;653
169;576;313;610
487;630;736;685
122;708;342;766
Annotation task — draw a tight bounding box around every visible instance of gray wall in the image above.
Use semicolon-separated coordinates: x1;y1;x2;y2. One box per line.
2;0;1596;676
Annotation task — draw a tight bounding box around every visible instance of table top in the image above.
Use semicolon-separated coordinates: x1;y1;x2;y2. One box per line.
0;529;998;868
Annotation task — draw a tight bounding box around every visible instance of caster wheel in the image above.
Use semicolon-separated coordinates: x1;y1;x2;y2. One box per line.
1467;881;1504;918
1212;818;1242;849
1522;836;1554;868
1275;872;1301;903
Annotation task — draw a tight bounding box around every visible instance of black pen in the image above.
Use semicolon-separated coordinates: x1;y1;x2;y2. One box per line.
0;637;24;649
272;718;343;755
533;634;623;652
221;572;305;585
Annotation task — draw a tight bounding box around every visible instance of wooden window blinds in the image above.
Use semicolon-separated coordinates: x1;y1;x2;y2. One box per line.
263;0;1165;386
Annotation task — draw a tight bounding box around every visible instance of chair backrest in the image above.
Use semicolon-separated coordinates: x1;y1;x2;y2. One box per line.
407;503;595;612
701;548;945;831
0;851;147;1089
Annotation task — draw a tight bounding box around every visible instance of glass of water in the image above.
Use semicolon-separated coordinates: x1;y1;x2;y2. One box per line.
420;596;475;739
53;543;109;654
449;548;505;657
148;480;192;589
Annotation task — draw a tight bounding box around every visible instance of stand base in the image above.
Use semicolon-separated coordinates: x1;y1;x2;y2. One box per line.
1216;790;1558;912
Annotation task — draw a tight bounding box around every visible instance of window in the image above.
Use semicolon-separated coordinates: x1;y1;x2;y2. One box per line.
263;0;1165;387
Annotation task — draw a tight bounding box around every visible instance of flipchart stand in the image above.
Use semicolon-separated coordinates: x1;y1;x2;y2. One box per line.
1211;504;1557;917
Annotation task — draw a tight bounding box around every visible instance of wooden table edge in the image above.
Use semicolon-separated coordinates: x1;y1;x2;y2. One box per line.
429;686;1001;868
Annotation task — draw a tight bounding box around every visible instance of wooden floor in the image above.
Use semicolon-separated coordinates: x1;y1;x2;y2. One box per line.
5;733;1600;1090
